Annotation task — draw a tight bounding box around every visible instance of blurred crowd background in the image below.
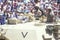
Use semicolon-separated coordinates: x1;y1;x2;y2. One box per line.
0;0;59;12
0;0;60;25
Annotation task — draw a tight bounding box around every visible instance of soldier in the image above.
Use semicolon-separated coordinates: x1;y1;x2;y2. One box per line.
46;7;54;23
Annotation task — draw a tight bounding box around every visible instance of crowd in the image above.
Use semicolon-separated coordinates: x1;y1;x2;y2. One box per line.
0;0;59;25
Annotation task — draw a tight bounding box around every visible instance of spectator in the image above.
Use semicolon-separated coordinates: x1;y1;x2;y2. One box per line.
0;10;6;25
